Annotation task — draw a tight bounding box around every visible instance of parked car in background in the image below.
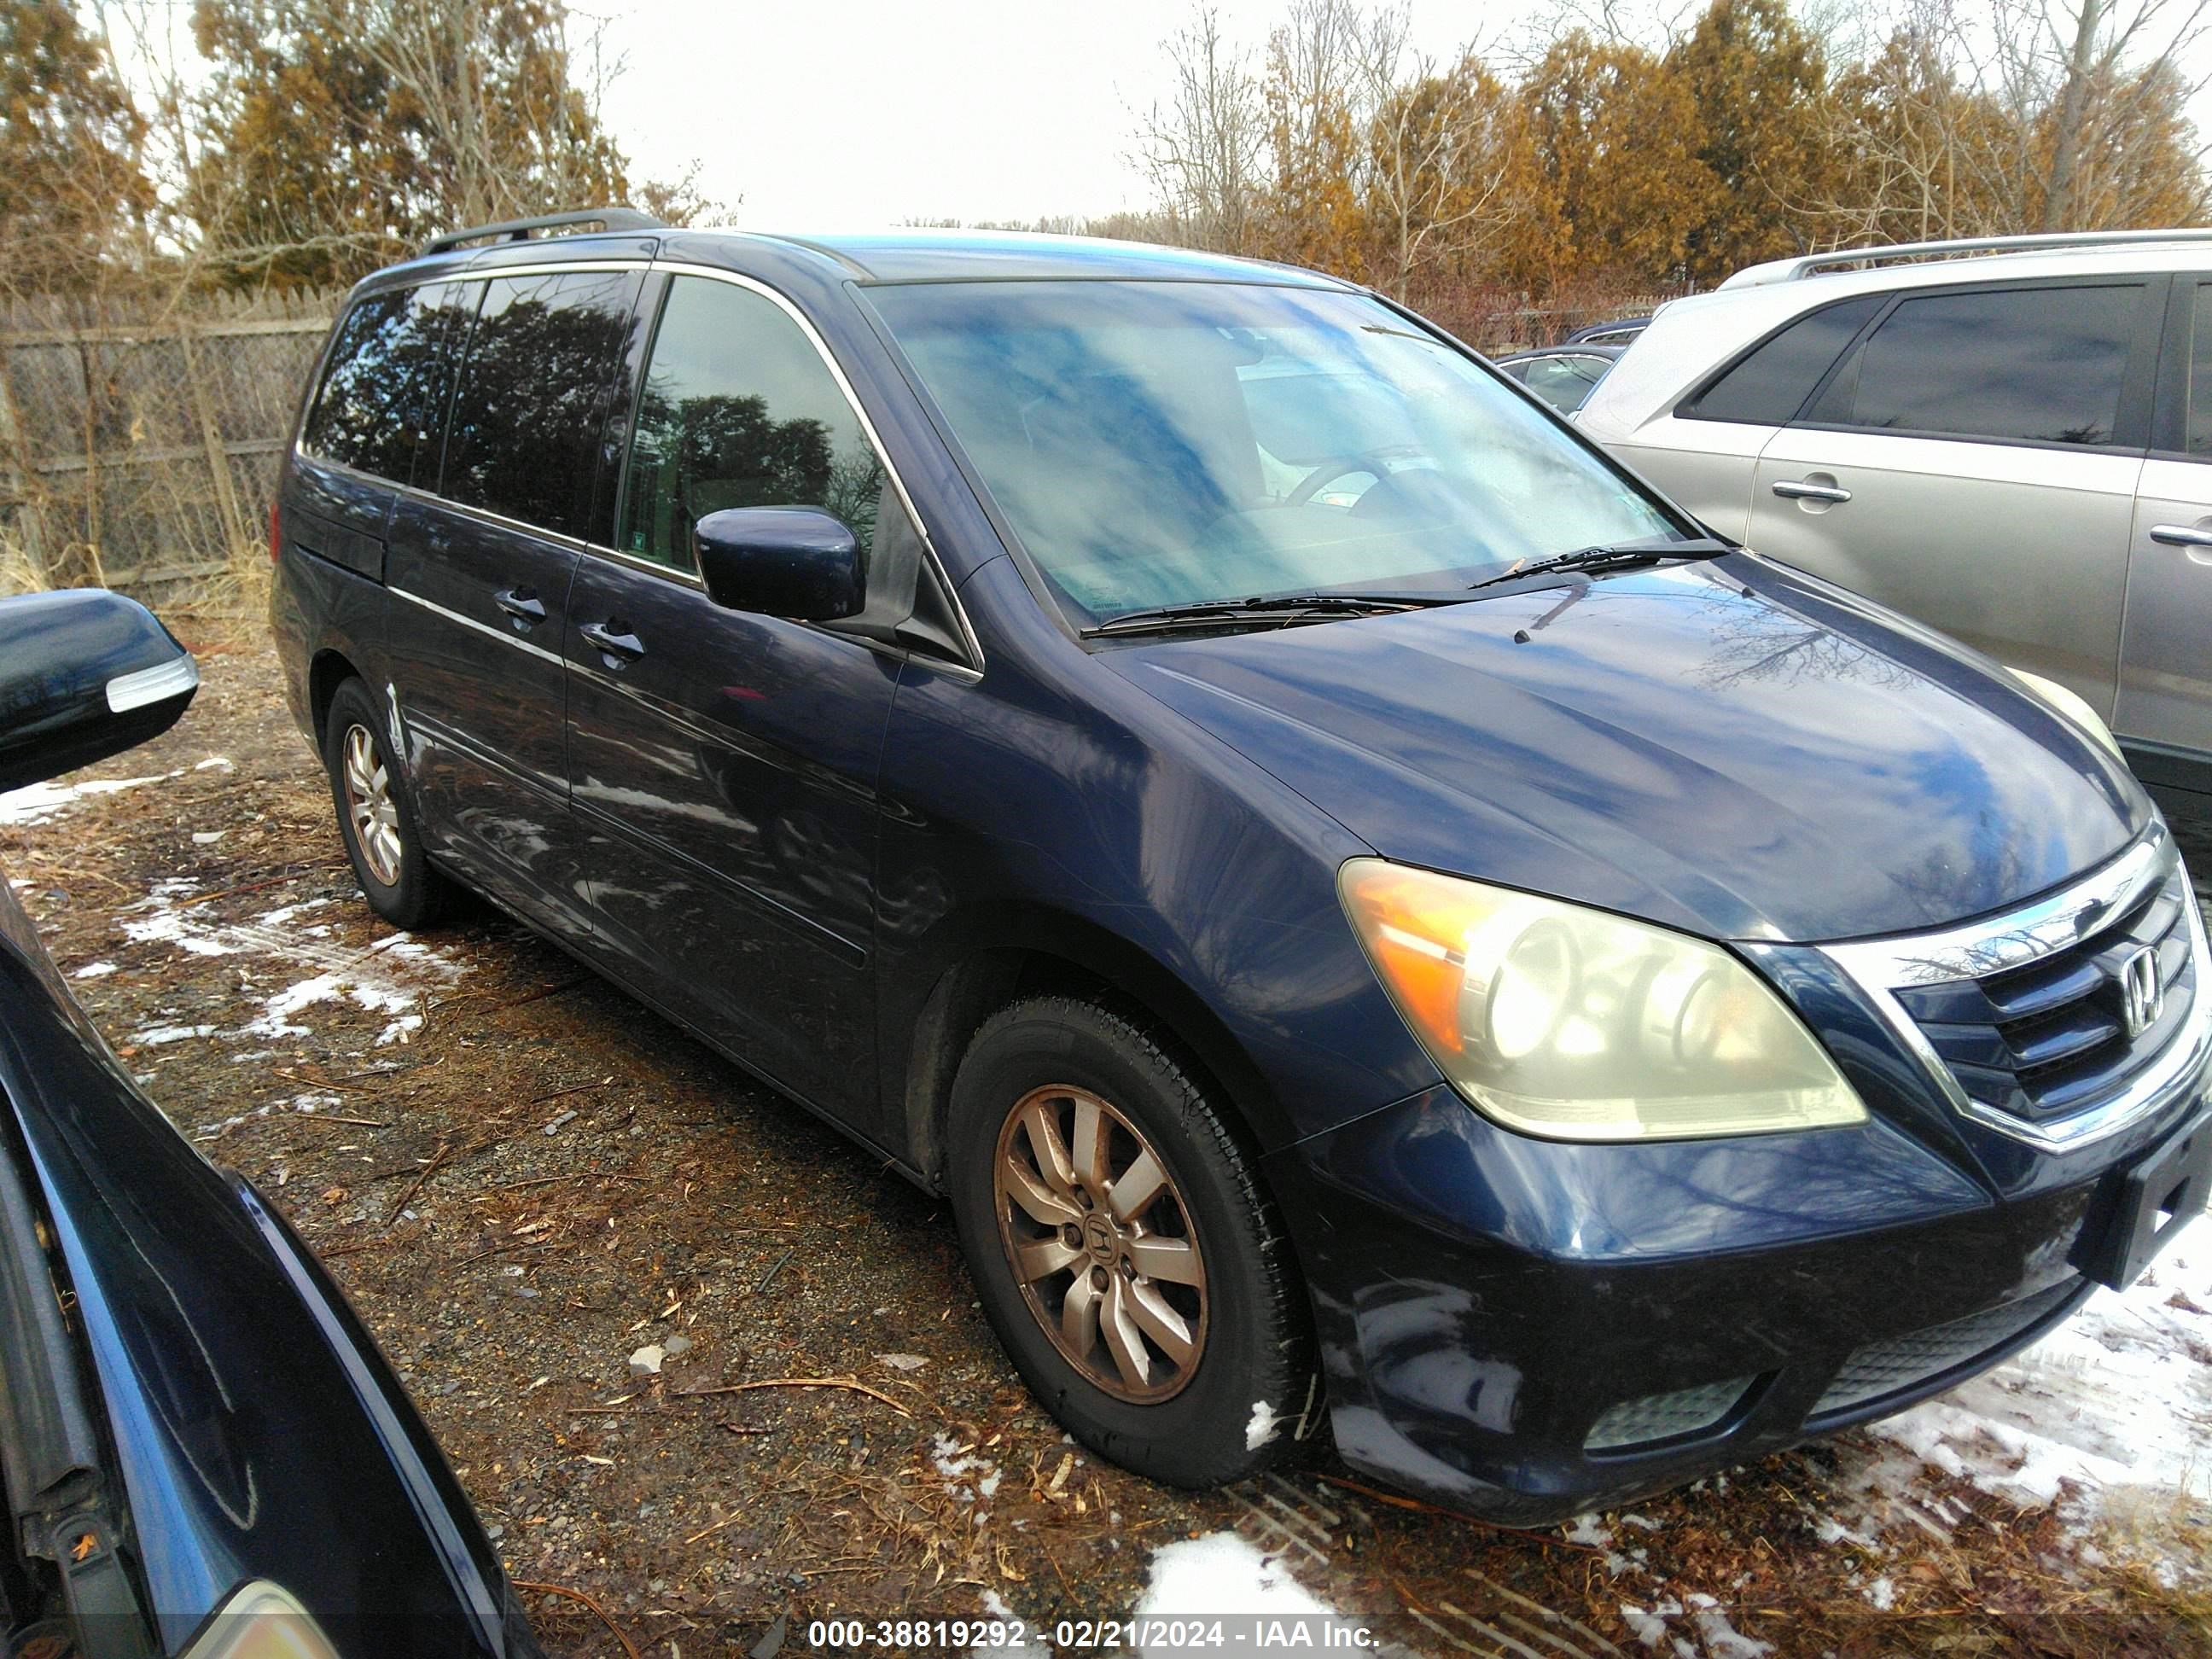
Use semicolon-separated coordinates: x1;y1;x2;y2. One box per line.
0;590;540;1658
1580;229;2212;812
1563;315;1652;346
272;214;2207;1526
1491;344;1623;414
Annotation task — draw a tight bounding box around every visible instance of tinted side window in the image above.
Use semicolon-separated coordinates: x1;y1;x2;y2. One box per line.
1684;295;1882;426
1813;284;2140;445
2186;283;2212;457
301;286;469;483
441;270;642;538
618;276;886;572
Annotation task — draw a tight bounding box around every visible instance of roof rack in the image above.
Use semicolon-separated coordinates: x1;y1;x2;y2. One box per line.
1719;228;2212;290
421;207;667;257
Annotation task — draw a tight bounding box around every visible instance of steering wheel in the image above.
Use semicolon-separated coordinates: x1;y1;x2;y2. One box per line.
1287;451;1400;509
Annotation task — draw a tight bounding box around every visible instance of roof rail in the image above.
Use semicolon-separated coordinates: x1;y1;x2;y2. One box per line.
1719;227;2212;290
421;207;667;257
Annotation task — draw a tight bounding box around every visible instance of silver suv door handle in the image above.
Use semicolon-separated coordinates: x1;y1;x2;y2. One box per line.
2148;523;2212;549
1773;480;1852;504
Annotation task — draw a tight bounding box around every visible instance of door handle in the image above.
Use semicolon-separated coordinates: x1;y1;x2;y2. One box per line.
1773;479;1852;504
493;587;546;625
2148;523;2212;550
579;620;645;662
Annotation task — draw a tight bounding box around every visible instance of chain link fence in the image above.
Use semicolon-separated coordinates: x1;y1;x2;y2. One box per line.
0;288;340;602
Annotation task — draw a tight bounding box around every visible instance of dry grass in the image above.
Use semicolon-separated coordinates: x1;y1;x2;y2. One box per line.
167;536;273;644
0;538;49;598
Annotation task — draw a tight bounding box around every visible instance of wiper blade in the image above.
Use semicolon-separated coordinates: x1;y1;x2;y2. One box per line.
1467;537;1732;591
1082;592;1458;637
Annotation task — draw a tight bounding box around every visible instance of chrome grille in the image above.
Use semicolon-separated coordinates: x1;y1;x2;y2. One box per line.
1824;831;2209;1147
1891;865;2195;1126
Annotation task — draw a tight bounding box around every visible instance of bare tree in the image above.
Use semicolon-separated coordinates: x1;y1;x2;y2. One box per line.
1134;5;1269;252
1357;31;1517;297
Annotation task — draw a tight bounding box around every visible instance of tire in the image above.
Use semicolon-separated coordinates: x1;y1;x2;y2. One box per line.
946;995;1313;1487
322;678;454;930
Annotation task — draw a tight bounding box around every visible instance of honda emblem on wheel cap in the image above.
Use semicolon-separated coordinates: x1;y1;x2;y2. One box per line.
2121;946;2164;1039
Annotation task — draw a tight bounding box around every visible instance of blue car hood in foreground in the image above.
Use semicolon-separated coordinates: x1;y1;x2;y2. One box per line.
1108;556;2149;943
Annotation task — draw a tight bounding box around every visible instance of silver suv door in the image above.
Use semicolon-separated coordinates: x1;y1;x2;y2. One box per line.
1743;279;2160;715
2120;278;2212;778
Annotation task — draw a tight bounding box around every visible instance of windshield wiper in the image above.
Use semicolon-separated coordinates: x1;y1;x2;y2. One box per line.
1082;591;1459;638
1467;537;1732;591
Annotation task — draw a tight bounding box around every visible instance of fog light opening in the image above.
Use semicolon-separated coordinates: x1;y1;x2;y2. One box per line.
1583;1373;1763;1455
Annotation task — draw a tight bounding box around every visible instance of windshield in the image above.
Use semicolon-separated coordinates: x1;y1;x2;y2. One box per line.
867;280;1683;626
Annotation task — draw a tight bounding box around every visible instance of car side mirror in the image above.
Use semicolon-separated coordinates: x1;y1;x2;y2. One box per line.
693;508;864;621
0;590;199;793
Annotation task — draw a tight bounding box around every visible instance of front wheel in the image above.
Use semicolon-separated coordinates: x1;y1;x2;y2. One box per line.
946;996;1314;1487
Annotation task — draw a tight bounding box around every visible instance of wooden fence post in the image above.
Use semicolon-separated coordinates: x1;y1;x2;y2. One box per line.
179;323;250;560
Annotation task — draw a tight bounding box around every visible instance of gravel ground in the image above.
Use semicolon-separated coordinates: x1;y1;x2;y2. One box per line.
5;634;2209;1658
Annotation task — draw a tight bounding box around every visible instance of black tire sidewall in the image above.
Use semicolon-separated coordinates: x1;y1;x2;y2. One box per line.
947;998;1307;1487
322;679;445;930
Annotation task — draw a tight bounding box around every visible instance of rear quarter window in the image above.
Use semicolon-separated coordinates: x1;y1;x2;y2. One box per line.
1681;295;1883;426
300;286;470;484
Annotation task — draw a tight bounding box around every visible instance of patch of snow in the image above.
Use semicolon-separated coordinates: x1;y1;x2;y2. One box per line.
1619;1598;1679;1650
193;757;232;771
131;1022;216;1045
120;883;464;1049
1813;1513;1880;1550
1245;1399;1284;1452
1684;1593;1772;1658
1563;1513;1613;1548
0;771;179;827
71;962;117;979
931;1434;1004;1505
1865;1575;1895;1611
1859;1224;2212;1516
190;831;225;845
1137;1532;1336;1621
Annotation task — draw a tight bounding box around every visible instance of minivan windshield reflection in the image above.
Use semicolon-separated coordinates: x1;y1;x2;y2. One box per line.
870;281;1683;625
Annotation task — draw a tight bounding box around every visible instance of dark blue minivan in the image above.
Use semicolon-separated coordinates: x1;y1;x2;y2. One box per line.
271;211;2211;1524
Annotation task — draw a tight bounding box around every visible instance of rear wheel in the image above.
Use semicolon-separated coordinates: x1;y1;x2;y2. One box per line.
947;996;1313;1487
322;678;453;930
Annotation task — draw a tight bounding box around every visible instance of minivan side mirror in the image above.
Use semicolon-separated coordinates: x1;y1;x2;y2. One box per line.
694;508;864;622
0;590;200;793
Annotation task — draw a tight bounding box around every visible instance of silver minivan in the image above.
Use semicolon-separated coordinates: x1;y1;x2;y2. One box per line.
1578;230;2212;811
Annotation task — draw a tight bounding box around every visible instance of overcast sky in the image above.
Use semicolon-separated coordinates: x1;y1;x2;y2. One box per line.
591;0;1503;230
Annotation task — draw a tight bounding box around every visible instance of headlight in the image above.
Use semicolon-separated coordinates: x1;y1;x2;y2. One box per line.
2006;666;2122;758
180;1582;342;1659
1339;859;1866;1141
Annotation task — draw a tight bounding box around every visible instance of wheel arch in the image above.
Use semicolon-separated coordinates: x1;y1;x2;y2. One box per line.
307;649;364;746
894;908;1291;1190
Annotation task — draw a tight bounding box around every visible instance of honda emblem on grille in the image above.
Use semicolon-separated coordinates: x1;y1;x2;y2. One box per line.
2121;946;2164;1039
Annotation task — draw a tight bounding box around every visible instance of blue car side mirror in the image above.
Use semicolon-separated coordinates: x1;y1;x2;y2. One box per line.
693;508;864;622
0;589;198;793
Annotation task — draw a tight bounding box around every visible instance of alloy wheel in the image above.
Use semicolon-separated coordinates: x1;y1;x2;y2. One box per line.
340;723;404;887
992;1084;1209;1402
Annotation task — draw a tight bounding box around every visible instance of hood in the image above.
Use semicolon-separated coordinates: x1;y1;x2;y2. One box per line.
1107;556;2149;943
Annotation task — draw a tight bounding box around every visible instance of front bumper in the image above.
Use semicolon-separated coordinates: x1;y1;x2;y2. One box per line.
1269;927;2212;1526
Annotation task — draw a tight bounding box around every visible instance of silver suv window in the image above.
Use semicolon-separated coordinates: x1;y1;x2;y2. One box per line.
1682;295;1882;426
1808;283;2144;447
